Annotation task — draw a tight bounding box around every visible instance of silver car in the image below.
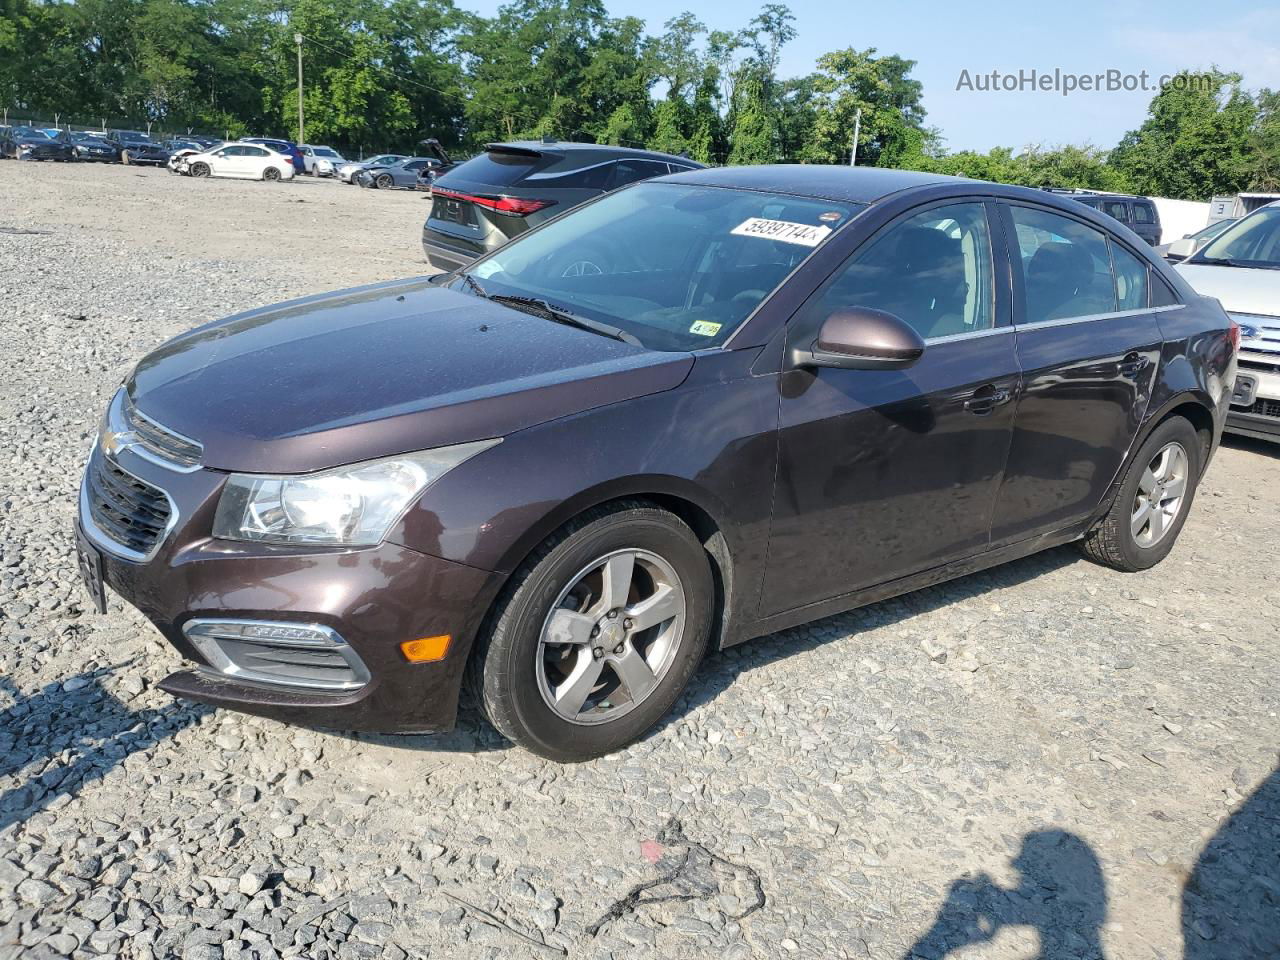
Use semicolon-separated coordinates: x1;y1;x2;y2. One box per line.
336;154;407;184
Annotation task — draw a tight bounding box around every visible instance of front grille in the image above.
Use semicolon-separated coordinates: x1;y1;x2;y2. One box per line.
1242;397;1280;419
122;394;203;467
86;448;173;556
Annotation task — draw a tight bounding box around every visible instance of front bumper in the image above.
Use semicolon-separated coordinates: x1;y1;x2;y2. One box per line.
77;438;502;732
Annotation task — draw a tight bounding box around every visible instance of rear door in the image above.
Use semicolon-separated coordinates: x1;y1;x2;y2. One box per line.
989;202;1164;545
762;199;1021;615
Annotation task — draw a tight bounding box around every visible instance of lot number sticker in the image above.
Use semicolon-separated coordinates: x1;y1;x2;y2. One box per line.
731;218;832;247
689;320;722;336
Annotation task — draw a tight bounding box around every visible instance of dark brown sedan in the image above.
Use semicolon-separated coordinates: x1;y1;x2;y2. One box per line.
77;166;1237;761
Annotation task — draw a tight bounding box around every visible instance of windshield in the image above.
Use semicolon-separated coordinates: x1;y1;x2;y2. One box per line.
1195;206;1280;269
116;131;149;141
14;127;49;139
315;148;341;158
453;182;858;351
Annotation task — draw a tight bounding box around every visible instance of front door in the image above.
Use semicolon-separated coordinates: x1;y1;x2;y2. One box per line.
761;200;1021;617
989;202;1163;545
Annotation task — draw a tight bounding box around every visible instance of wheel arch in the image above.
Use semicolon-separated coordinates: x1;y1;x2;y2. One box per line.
1087;390;1216;532
487;477;740;652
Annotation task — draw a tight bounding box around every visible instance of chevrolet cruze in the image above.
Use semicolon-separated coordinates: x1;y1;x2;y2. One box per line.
77;166;1236;761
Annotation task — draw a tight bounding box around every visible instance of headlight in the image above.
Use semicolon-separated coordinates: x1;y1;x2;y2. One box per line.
212;440;500;546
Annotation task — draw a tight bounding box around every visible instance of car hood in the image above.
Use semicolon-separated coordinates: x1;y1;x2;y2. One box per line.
127;279;694;473
1176;262;1280;318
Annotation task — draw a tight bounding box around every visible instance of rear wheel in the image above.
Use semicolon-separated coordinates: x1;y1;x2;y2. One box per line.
375;173;393;189
470;502;713;762
1081;416;1202;572
263;166;281;182
189;162;210;179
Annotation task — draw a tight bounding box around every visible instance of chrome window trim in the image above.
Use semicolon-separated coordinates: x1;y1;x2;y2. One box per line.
182;618;371;694
924;325;1014;346
78;443;181;564
1016;303;1183;332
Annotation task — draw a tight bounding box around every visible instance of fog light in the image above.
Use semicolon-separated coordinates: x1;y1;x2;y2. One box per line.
183;619;370;692
401;635;451;663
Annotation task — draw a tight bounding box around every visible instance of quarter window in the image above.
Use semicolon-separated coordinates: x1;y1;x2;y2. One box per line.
1133;202;1155;224
1009;206;1117;323
1110;241;1149;310
804;202;995;340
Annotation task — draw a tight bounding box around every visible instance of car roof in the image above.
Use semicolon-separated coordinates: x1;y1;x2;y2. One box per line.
660;164;967;204
488;140;702;166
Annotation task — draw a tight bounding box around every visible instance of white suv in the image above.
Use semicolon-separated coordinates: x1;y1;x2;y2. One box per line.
1177;201;1280;442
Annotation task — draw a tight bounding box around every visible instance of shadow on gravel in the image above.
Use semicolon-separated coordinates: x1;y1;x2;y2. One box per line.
1182;765;1280;958
0;667;208;832
1220;434;1280;461
672;542;1080;728
904;829;1107;959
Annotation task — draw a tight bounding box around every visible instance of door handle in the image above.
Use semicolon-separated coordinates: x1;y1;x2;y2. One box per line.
964;385;1012;415
1119;352;1148;379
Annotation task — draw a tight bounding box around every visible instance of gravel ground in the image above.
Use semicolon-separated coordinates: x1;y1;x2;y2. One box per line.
2;160;1278;960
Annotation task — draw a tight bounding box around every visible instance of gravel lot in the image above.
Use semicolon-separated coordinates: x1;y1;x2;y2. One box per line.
2;160;1277;960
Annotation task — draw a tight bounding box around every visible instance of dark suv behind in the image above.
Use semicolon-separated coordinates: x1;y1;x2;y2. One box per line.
422;141;702;270
1048;190;1162;246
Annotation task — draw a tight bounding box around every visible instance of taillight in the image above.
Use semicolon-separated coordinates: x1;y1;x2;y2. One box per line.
432;188;554;218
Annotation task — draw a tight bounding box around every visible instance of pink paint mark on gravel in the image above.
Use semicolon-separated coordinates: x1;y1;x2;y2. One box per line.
640;840;663;864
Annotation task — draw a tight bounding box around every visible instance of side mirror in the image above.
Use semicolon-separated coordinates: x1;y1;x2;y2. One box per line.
792;307;926;371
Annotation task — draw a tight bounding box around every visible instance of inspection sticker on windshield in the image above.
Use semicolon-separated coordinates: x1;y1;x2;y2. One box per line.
731;217;832;247
689;321;722;337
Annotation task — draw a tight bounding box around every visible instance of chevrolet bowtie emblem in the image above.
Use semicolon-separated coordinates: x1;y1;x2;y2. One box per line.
101;428;138;458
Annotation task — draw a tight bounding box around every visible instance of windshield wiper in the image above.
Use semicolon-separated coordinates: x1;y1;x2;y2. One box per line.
489;295;641;345
457;272;489;298
1198;256;1278;270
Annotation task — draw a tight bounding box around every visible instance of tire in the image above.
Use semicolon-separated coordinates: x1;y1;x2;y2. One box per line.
1080;416;1202;572
190;163;210;179
375;173;393;189
470;501;713;762
121;150;132;165
263;166;281;182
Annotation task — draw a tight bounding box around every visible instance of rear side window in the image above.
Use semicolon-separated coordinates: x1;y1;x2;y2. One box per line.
1102;201;1129;222
1009;206;1117;322
1133;202;1156;224
529;162;613;190
242;146;268;158
404;160;427;171
1110;241;1149;310
447;150;541;186
611;159;670;190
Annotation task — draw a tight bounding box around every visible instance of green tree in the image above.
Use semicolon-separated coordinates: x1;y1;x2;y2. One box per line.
727;69;776;164
802;47;926;166
1111;70;1259;200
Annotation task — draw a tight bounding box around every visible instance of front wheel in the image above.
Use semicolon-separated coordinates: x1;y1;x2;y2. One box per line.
471;502;713;762
1080;416;1202;571
375;173;393;189
189;162;210;178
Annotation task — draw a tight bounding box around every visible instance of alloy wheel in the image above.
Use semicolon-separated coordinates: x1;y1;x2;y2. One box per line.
1131;441;1189;548
536;549;686;725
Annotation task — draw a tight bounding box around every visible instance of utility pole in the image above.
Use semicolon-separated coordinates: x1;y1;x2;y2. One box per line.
849;107;862;166
294;32;305;145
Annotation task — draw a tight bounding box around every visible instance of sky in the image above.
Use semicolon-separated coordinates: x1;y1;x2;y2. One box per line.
460;0;1280;153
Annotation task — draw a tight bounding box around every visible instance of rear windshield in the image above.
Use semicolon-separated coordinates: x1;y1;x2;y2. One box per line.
442;150;542;187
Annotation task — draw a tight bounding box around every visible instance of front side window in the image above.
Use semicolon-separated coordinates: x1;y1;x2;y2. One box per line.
456;182;857;351
1110;241;1149;310
1010;206;1117;322
799;202;995;341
